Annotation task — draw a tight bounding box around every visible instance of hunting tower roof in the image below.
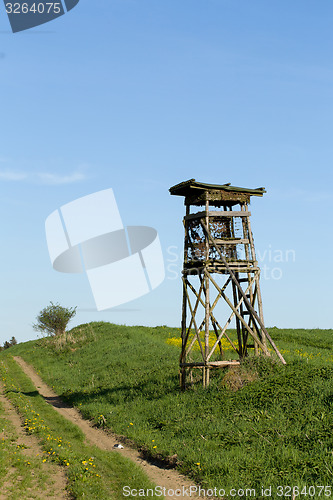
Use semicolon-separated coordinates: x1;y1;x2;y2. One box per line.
169;179;266;206
169;179;266;197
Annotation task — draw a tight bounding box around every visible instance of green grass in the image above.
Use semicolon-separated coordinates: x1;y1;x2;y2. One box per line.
6;323;333;496
0;353;161;499
0;398;54;499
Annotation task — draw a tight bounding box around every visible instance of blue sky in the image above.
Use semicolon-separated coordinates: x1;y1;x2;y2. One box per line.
0;0;332;343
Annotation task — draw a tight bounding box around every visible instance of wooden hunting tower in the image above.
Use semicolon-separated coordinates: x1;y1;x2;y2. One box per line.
169;179;285;389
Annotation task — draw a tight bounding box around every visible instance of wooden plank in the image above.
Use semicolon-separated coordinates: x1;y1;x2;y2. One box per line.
211;267;257;272
214;239;249;245
206;264;257;268
184;258;255;264
184;211;251;221
180;360;240;368
209;360;240;367
184;263;256;270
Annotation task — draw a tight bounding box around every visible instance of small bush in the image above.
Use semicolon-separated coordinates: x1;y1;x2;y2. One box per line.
2;336;18;350
33;302;77;337
39;324;98;353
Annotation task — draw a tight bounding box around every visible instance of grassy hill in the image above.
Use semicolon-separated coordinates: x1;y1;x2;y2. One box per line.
5;323;333;495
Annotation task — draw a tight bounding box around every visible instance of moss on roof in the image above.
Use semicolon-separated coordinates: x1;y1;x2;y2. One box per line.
169;179;266;197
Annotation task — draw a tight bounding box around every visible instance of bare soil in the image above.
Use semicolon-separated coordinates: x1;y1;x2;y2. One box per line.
13;356;207;500
0;380;69;499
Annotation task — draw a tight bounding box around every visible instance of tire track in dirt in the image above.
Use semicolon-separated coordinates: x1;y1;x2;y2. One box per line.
14;356;208;500
0;379;69;499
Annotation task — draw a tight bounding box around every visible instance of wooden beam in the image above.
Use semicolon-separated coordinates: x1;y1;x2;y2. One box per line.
184;211;251;221
186;277;239;355
200;220;286;365
245;205;267;351
204;197;210;376
182;279;205;359
214;239;249;245
182;277;205;358
180;360;240;368
206;270;269;355
207;274;257;361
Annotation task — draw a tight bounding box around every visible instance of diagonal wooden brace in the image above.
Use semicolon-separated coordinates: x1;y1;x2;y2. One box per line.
186;277;239;355
207;274;257;361
182;277;205;360
207;270;269;356
200;220;286;364
181;278;205;358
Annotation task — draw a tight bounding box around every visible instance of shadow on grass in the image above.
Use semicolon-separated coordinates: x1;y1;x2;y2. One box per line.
6;389;39;398
6;389;72;410
61;376;180;408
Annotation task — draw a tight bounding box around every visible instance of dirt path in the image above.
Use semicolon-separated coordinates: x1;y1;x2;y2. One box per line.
13;356;207;500
0;380;69;499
